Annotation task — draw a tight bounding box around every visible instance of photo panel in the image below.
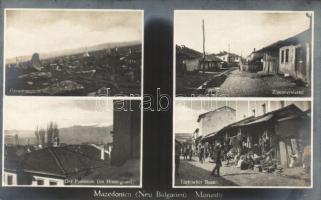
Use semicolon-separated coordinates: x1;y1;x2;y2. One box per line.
174;10;313;97
4;9;143;97
2;98;142;187
173;99;312;188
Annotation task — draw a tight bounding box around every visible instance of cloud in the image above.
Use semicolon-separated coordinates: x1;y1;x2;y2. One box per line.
175;11;311;56
4;98;113;131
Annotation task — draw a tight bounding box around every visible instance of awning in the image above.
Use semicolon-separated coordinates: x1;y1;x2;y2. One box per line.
242;114;273;126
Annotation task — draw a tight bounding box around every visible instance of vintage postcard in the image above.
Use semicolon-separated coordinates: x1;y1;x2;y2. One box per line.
2;98;142;187
174;11;313;97
173;100;312;188
4;9;143;96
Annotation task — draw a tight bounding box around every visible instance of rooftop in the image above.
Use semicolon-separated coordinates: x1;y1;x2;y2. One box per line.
202;104;308;141
5;145;108;178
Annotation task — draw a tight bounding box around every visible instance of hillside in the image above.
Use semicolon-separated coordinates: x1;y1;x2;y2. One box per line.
59;125;113;144
4;125;113;145
6;40;141;64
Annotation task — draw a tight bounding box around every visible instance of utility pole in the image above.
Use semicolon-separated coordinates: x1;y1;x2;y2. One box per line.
306;12;312;86
202;19;206;73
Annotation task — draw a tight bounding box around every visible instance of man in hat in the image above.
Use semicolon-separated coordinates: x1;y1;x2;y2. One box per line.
211;143;222;176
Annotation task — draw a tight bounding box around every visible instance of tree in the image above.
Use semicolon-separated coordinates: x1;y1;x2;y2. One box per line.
53;122;60;146
39;128;46;148
53;122;59;139
35;126;40;146
46;121;54;147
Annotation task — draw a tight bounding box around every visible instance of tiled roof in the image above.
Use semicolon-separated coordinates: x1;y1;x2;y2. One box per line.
202;104;307;141
19;145;107;177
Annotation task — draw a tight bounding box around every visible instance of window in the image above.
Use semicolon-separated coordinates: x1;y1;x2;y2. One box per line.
37;179;44;185
7;175;13;185
49;181;57;185
285;49;289;63
281;50;284;63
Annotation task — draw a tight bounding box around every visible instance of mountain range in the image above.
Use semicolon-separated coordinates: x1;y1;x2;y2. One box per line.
4;124;113;145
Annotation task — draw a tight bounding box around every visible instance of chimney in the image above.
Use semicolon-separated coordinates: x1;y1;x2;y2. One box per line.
280;101;285;108
101;146;105;160
252;109;256;116
253;48;256;52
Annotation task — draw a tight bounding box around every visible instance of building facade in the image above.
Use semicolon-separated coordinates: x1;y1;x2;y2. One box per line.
197;106;236;137
111;100;141;166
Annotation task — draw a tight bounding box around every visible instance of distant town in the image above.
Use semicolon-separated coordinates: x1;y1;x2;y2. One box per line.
5;42;142;96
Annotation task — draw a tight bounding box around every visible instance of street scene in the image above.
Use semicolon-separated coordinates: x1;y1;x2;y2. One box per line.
174;100;311;187
5;10;142;96
3;99;141;186
175;11;312;97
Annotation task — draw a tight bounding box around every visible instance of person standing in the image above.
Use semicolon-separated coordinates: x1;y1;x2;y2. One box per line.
189;147;193;161
211;144;222;176
175;141;181;176
199;145;205;163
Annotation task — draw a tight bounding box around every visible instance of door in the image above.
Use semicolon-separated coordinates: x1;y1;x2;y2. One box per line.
279;141;288;167
295;46;307;81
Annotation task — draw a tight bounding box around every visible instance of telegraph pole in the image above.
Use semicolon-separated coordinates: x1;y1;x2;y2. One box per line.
202;19;205;73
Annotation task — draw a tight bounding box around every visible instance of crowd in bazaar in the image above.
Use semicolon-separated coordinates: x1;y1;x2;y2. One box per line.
175;131;311;177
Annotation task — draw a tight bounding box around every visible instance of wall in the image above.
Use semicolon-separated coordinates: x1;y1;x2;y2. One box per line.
111;100;141;166
217;54;228;62
279;45;296;77
263;50;279;74
199;107;236;137
3;171;17;186
279;43;310;84
31;175;64;186
184;59;200;72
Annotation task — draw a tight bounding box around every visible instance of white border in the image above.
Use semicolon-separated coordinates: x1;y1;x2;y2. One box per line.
173;10;314;189
2;8;144;188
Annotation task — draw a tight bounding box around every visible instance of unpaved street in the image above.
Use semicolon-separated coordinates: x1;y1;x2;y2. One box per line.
175;157;310;187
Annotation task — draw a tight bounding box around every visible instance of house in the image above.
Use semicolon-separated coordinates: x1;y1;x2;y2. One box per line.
244;49;264;72
3;145;109;186
197;106;236;137
199;54;226;72
111;100;141;166
278;29;311;84
176;45;203;73
216;51;242;67
251;29;311;85
201;104;311;168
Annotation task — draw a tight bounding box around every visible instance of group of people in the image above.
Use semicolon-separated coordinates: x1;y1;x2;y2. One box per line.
197;143;223;177
175;142;223;177
182;146;193;161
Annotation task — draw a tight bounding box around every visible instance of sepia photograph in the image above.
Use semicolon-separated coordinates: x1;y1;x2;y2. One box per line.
4;9;143;96
2;98;142;187
175;11;313;97
173;100;312;187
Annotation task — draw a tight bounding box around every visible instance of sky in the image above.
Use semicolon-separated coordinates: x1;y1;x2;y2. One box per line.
175;100;310;134
5;10;142;58
4;97;114;131
175;11;311;57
